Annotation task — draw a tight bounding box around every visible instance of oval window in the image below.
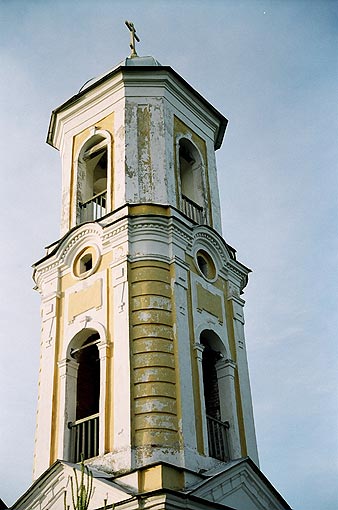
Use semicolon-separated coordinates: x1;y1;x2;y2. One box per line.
73;246;99;279
196;249;216;280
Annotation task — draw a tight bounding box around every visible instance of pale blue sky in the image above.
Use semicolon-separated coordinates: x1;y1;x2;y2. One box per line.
0;1;337;509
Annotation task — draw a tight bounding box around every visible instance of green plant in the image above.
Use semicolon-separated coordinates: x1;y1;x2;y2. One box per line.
64;455;93;510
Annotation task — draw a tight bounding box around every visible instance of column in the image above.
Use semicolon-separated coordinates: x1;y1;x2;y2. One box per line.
216;358;241;459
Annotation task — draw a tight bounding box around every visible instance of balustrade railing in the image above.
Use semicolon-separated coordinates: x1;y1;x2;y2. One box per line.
206;415;230;462
69;413;99;463
79;191;107;223
181;194;204;224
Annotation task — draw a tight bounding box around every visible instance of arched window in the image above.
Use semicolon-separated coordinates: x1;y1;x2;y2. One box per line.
200;331;230;462
179;138;205;223
77;135;108;224
69;332;100;462
202;343;221;420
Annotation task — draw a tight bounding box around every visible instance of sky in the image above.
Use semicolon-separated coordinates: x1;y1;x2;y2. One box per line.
0;1;337;508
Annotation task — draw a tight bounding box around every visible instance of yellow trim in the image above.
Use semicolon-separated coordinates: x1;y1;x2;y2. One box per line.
73;246;97;278
48;250;112;465
196;282;223;323
49;295;61;465
128;204;170;217
170;261;183;450
44;208;250;465
138;464;184;492
186;269;205;455
186;251;249;457
68;279;102;322
70;112;114;229
129;259;179;450
225;296;247;457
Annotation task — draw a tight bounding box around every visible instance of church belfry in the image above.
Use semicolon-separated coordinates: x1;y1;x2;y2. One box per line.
34;50;258;480
20;31;294;510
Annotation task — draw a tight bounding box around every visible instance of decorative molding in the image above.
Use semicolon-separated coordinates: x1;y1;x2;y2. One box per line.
35;226;102;284
42;317;55;348
227;281;241;300
169;223;193;246
193;230;228;266
102;223;129;242
71;243;101;280
112;245;126;264
227;260;250;292
60;226;102;263
128;254;171;267
130;222;168;234
196;466;285;510
118;281;126;313
35;261;59;280
193;342;205;359
216;358;237;372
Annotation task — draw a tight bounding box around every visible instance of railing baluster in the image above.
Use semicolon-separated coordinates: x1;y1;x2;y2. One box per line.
93;416;98;457
79;191;107;223
206;415;230;462
69;413;99;462
88;418;92;459
181;194;204;224
76;424;80;462
81;422;85;460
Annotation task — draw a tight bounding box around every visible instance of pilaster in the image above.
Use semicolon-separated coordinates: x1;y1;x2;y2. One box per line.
193;343;208;456
33;271;60;479
57;357;78;460
228;284;259;466
216;358;241;459
172;258;198;463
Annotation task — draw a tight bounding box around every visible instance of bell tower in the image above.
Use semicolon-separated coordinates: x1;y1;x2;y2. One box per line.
32;47;259;485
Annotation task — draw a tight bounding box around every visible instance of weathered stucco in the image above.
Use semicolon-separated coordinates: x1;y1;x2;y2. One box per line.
130;260;179;452
33;64;258;482
33;203;257;480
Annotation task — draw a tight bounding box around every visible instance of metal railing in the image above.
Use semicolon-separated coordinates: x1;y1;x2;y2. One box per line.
69;413;99;463
79;191;107;223
206;415;230;462
181;194;204;223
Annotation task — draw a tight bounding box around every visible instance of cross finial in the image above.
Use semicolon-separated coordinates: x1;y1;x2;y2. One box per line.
125;20;140;58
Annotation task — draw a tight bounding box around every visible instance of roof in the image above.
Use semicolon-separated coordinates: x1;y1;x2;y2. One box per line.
189;457;292;510
47;54;228;150
79;55;162;92
10;460;136;510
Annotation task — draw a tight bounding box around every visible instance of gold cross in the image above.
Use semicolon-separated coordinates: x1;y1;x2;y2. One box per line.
125;20;140;58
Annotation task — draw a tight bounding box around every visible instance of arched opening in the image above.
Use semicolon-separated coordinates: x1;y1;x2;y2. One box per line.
69;332;100;462
202;343;221;420
179;138;205;223
74;333;100;420
200;331;230;461
77;135;108;224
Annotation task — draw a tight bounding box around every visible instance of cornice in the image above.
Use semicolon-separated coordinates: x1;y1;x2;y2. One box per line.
226;259;250;292
102;222;129;244
48;65;227;151
33;209;250;294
